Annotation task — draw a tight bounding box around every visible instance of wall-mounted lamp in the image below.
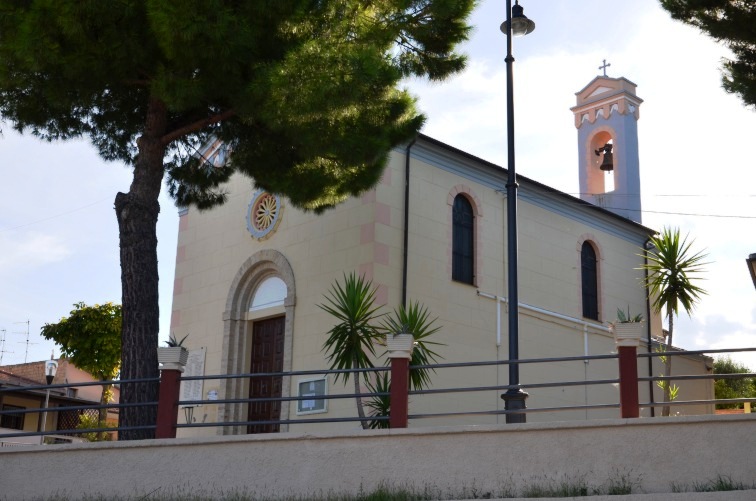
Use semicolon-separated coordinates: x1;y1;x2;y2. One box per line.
595;143;614;172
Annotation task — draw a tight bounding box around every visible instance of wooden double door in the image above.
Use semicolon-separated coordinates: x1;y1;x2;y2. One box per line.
247;316;285;433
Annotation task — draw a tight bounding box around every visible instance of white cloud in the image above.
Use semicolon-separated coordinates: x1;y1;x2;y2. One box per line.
0;231;71;274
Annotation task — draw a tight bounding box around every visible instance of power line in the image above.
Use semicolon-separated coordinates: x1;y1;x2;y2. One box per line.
0;197;111;233
633;209;756;219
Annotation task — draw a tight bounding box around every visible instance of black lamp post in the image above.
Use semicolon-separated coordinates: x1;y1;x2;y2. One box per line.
747;253;756;290
500;0;534;424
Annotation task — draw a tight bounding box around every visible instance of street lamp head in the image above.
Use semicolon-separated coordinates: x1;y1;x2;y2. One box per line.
747;253;756;291
45;358;58;385
510;1;536;37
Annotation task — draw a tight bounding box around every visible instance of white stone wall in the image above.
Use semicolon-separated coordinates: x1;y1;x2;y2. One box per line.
2;415;754;500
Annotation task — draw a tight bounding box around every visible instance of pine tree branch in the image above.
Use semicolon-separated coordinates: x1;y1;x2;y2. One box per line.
161;109;236;145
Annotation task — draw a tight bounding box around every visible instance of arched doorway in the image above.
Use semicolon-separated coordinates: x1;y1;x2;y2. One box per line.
220;250;296;434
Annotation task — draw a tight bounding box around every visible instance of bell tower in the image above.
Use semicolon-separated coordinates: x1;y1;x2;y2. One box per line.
571;67;643;222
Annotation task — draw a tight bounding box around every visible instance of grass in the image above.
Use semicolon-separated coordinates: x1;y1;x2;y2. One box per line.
22;472;756;500
12;472;644;501
671;474;756;493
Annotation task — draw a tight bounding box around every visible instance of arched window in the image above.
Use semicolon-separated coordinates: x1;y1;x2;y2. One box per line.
452;195;475;284
250;276;287;311
581;242;599;320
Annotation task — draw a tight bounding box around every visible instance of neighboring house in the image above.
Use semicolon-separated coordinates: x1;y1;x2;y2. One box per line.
0;359;119;444
170;73;713;436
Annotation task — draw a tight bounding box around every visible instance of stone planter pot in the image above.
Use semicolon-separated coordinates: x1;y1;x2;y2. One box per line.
612;322;645;348
157;346;189;372
387;333;415;359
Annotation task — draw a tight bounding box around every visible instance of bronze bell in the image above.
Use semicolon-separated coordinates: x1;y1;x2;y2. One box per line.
595;143;614;172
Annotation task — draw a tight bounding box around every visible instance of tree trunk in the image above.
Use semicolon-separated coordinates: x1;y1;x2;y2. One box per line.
98;380;110;424
661;313;675;417
115;98;167;440
353;355;368;430
98;381;111;440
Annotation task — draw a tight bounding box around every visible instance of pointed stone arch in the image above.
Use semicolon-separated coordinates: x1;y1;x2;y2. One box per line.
219;249;296;434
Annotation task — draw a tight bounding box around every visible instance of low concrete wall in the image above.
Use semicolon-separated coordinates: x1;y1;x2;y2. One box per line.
1;414;754;500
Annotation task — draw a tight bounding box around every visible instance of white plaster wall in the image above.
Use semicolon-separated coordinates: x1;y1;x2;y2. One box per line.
1;415;754;500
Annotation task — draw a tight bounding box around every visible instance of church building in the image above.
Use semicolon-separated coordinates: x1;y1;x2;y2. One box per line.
169;74;713;435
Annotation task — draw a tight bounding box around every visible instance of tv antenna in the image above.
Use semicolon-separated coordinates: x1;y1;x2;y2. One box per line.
0;328;12;365
14;320;35;363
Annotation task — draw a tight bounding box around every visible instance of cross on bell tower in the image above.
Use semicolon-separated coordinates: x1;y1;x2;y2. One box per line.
570;71;643;222
599;59;611;77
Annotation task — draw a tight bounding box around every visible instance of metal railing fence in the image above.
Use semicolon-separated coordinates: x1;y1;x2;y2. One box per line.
1;346;754;444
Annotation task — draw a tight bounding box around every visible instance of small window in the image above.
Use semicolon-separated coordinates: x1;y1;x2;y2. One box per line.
581;242;599;320
296;377;328;415
1;404;25;430
250;276;287;311
452;195;475;284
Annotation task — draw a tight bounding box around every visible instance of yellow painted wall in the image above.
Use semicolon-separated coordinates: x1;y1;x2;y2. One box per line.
170;137;712;436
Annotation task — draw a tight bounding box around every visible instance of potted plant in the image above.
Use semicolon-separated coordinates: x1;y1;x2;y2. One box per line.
157;333;189;370
386;325;415;358
610;307;644;347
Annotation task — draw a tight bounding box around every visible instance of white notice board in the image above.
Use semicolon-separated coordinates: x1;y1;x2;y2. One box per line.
180;347;206;405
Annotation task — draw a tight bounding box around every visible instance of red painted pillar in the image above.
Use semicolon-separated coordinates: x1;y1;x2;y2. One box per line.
618;346;640;418
390;358;410;428
387;333;414;429
156;368;181;438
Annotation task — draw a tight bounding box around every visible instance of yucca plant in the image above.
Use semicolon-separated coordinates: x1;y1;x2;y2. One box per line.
319;273;384;429
381;301;444;391
364;371;391;429
641;227;708;416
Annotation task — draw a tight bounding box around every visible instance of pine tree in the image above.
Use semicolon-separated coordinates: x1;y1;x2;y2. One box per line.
660;0;756;108
0;1;473;439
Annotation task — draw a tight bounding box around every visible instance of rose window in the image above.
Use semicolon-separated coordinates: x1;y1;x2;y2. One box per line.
246;191;282;240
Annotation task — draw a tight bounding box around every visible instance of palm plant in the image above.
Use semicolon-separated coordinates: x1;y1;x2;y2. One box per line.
364;371;391;429
381;301;444;391
319;272;383;429
641;227;708;416
362;302;445;428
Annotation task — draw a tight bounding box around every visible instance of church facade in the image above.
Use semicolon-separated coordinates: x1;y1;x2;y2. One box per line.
169;75;713;435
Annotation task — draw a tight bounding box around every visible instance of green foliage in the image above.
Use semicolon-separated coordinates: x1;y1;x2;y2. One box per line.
164;333;188;348
319;273;383;383
656;378;680;402
381;301;444;391
76;413;113;442
615;306;643;323
41;302;122;423
0;1;474;438
640;227;707;415
0;1;475;212
364;371;391;429
713;357;756;409
41;302;122;382
660;0;756;109
641;227;708;323
319;274;444;428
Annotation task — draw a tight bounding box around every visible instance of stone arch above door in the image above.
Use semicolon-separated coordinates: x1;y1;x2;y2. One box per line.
219;249;296;434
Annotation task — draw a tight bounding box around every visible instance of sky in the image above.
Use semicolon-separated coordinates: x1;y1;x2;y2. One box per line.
1;0;755;370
